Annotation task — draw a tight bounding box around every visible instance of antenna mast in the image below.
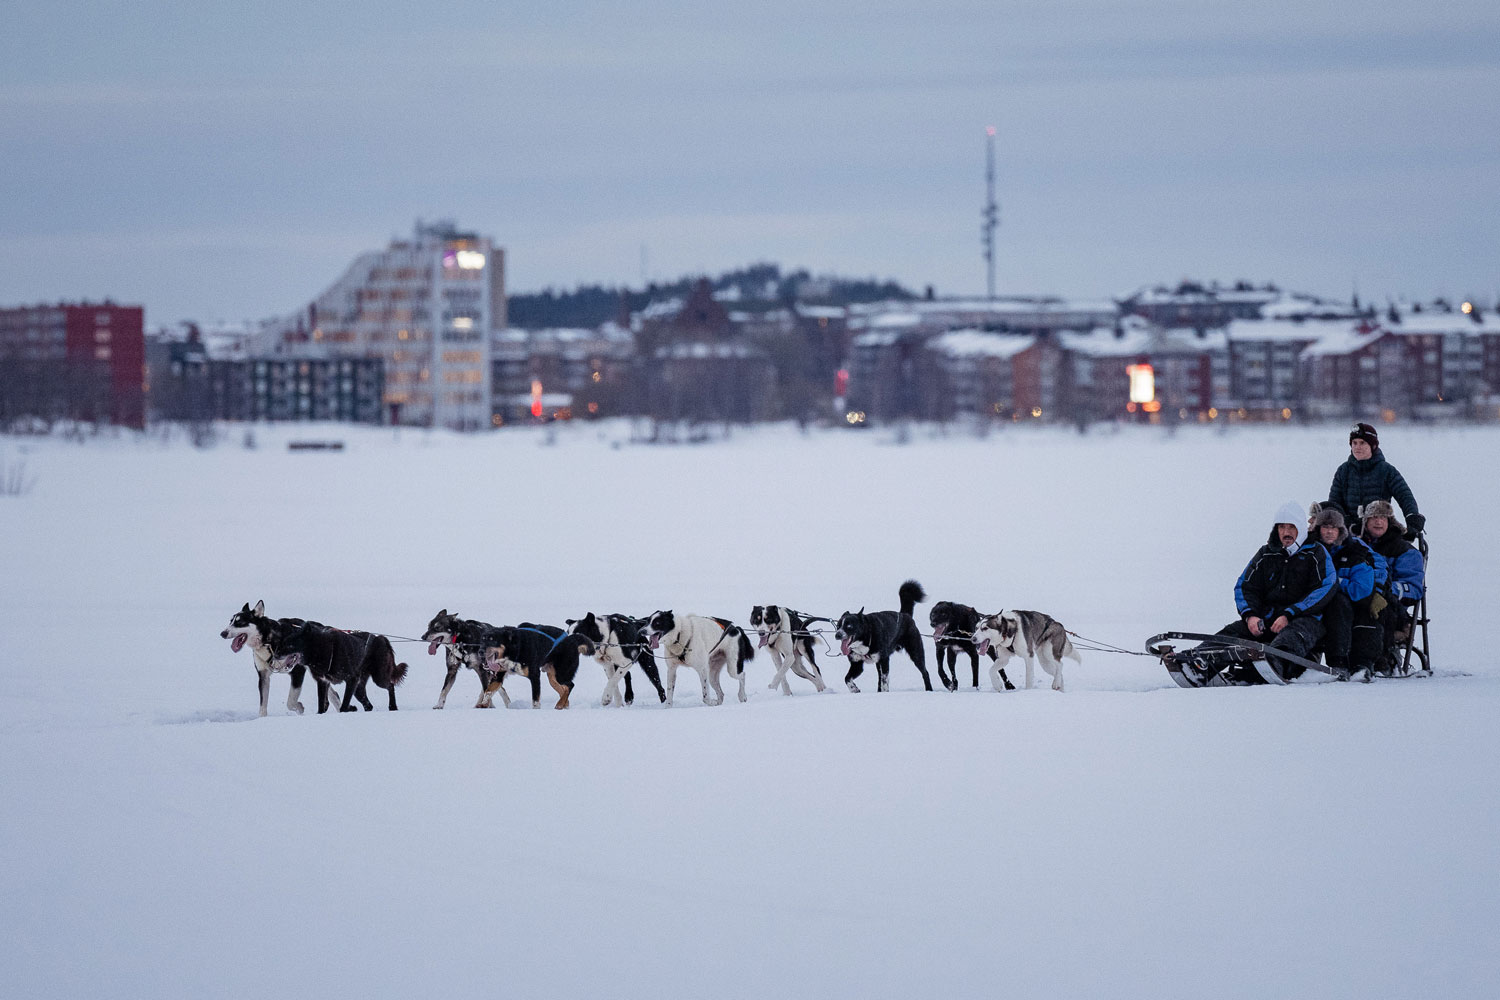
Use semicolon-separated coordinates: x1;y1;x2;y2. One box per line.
982;125;999;300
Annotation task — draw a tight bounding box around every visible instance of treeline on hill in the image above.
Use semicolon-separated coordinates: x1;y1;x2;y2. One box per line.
507;263;919;329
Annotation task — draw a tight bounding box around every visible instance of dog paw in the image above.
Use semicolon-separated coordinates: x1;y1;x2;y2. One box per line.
290;703;304;715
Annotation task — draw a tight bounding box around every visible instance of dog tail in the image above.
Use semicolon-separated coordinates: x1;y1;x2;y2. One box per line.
899;579;925;616
734;627;755;663
392;661;409;686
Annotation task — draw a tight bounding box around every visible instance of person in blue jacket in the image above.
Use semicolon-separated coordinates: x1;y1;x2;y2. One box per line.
1360;499;1427;670
1167;500;1337;685
1326;423;1425;537
1309;504;1382;681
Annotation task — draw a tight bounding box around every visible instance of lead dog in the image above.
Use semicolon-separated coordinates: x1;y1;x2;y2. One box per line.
272;619;409;711
971;609;1080;692
834;580;933;693
481;623;594;709
749;605;827;695
422;609;500;709
645;611;755;706
929;600;1015;692
567;612;667;707
220;600;334;716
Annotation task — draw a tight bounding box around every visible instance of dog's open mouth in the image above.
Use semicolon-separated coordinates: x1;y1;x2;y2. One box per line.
230;633;247;653
758;632;770;648
428;638;442;655
932;624;946;640
648;632;662;650
840;637;852;656
975;638;990;655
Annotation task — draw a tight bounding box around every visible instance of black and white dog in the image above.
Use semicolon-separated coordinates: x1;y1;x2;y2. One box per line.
567;612;667;707
971;609;1080;692
422;609;501;709
481;623;594;709
221;600;333;716
834;580;933;693
272;620;409;711
929;600;1015;692
749;605;827;695
645;611;755;706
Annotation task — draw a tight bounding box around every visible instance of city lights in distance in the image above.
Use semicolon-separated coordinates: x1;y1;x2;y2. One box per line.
443;250;486;270
1127;363;1155;404
451;317;473;330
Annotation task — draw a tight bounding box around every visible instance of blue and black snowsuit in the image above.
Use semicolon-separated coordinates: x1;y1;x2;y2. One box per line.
1214;524;1338;682
1319;530;1382;672
1367;528;1427;658
1326;447;1420;527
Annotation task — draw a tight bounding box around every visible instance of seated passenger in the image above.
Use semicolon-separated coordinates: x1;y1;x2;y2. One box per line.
1167;500;1337;685
1359;499;1427;670
1309;504;1381;682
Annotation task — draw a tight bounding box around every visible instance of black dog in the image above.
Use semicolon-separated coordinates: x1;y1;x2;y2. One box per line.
482;623;594;709
221;601;335;716
567;612;667;706
834;580;932;693
929;601;1015;692
274;621;409;712
422;609;505;709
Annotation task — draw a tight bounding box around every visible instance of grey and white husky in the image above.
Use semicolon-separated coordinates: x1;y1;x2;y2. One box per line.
971;609;1081;692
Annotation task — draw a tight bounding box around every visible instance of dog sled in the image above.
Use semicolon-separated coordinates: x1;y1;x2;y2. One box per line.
1149;533;1433;687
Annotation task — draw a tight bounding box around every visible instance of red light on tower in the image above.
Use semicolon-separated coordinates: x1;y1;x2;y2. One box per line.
530;379;543;418
835;368;849;396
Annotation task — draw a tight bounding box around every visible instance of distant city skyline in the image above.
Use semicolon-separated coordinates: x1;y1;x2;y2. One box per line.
2;2;1497;323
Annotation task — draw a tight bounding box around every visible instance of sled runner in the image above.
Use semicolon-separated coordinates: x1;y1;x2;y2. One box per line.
1146;631;1344;688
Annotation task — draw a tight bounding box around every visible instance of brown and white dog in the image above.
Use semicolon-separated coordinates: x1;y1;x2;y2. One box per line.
971;609;1080;692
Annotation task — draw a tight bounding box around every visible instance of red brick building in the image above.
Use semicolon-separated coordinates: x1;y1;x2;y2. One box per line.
0;302;145;427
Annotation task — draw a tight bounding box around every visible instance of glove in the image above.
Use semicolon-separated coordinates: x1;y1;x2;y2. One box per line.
1406;513;1426;536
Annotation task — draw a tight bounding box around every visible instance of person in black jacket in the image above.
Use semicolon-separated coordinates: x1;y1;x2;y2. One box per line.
1167;500;1337;685
1309;504;1382;682
1326;422;1424;537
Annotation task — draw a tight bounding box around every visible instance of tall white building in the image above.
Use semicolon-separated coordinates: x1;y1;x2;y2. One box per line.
280;220;505;429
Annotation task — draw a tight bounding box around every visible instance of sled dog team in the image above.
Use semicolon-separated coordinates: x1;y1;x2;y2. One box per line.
219;581;1081;716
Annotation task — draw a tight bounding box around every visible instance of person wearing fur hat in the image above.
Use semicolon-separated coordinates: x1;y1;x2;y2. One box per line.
1360;499;1427;670
1166;500;1337;685
1309;503;1382;681
1326;422;1424;537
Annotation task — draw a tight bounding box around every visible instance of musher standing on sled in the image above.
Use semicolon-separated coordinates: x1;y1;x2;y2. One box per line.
1326;422;1425;537
1166;500;1336;685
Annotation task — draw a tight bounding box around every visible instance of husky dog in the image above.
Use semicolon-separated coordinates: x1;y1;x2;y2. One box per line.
834;581;933;693
929;600;1015;692
481;623;594;709
749;605;827;695
567;612;667;707
644;611;755;706
272;620;409;711
971;610;1080;692
421;609;502;709
220;600;333;716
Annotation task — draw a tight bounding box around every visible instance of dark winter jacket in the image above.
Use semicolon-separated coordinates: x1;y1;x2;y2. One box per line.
1326;447;1419;523
1234;527;1337;623
1326;532;1378;606
1369;531;1426;603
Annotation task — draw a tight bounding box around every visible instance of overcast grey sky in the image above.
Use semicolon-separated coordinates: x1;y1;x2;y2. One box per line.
2;2;1496;323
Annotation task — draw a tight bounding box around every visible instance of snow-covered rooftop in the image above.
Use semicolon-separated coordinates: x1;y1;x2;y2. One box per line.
928;330;1037;360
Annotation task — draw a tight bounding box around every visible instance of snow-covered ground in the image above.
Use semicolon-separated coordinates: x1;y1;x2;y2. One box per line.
1;421;1496;998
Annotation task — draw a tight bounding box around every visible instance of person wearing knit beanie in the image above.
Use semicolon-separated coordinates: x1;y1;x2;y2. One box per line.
1325;423;1424;537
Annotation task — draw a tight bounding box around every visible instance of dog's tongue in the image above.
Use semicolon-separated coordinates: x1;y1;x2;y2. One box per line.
758;633;769;648
230;633;246;653
932;624;946;640
429;639;443;655
648;633;660;650
976;638;989;655
840;637;852;656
